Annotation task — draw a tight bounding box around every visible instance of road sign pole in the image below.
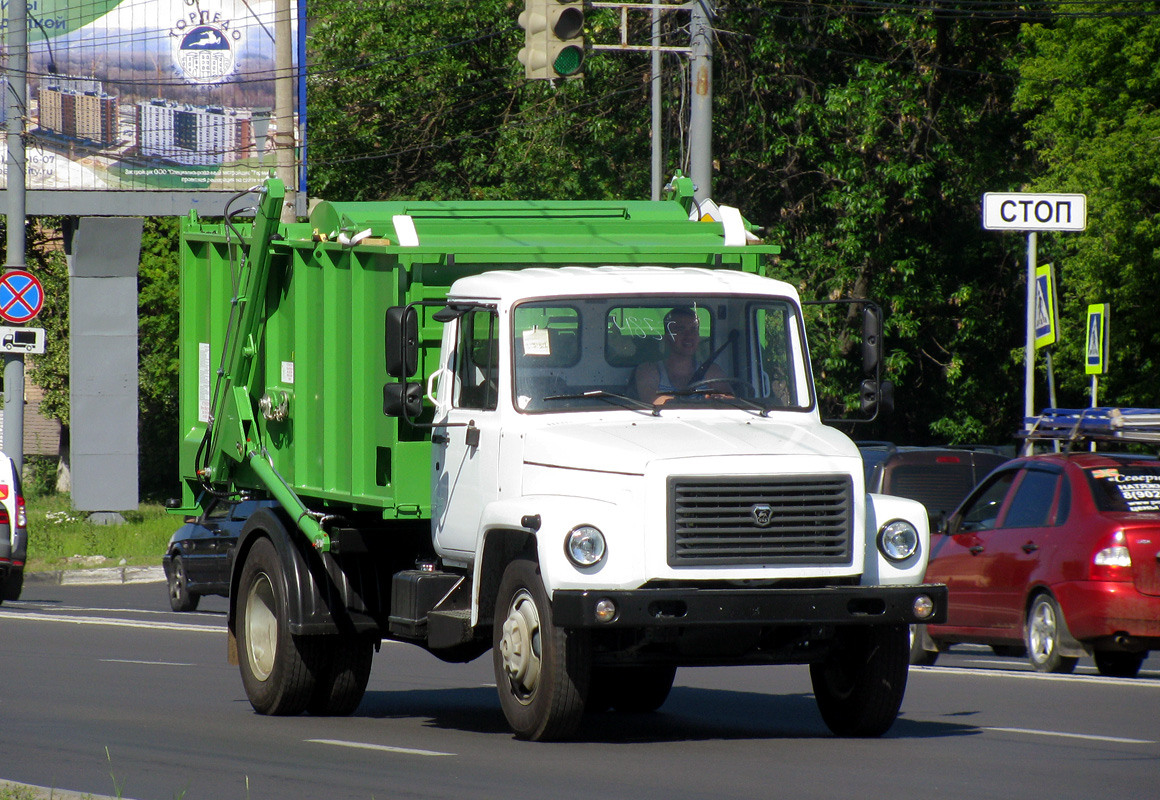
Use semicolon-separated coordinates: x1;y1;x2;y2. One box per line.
3;0;28;475
1024;231;1037;453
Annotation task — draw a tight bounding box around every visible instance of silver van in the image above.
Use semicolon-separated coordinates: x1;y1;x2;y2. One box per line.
0;454;28;603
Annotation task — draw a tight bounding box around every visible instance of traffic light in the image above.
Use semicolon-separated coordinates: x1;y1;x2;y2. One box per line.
518;1;585;80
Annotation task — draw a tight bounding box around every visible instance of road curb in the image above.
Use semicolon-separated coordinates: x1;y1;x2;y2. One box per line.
25;565;165;586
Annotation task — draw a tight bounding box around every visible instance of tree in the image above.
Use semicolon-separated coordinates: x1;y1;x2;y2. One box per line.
710;2;1031;442
1015;2;1160;408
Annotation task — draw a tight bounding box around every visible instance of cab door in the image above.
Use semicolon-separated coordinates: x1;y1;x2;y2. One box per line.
431;307;502;558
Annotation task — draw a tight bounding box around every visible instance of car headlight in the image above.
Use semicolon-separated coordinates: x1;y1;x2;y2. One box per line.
564;525;606;567
877;519;920;562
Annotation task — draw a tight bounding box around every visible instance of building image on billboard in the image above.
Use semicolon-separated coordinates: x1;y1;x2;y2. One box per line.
0;0;301;206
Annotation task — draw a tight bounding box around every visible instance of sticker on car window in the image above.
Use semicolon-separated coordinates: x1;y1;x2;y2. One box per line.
1089;469;1160;513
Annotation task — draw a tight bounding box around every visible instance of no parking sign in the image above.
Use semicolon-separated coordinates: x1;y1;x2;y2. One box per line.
0;270;45;324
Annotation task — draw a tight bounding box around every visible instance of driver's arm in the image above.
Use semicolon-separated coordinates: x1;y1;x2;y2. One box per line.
633;361;661;402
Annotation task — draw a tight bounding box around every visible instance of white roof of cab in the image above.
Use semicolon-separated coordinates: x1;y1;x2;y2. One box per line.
447;266;798;306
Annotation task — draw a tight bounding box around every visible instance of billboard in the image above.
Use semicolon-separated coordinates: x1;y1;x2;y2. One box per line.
0;0;304;215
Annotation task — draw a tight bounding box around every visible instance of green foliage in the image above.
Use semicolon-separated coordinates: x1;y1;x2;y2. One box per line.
711;3;1031;442
25;493;176;570
1016;2;1160;408
306;0;659;201
137;218;181;500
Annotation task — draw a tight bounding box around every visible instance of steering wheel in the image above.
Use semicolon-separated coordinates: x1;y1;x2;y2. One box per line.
686;378;756;398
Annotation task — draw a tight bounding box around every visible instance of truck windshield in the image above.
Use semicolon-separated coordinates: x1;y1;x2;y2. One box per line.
512;295;812;413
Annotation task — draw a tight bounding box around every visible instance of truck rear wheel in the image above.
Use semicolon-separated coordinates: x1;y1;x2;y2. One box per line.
493;558;590;741
308;635;374;716
237;537;318;715
810;624;909;737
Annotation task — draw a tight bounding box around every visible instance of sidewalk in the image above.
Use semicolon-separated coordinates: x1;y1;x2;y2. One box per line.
25;565;165;586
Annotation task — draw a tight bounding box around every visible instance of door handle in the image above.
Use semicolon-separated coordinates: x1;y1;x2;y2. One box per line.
969;545;984;555
1022;542;1039;554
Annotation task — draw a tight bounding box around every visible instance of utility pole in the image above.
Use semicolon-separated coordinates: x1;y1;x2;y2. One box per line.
275;0;297;223
3;0;28;474
651;7;662;200
688;1;715;204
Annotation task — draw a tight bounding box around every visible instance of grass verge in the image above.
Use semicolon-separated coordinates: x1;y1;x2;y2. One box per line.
24;493;180;573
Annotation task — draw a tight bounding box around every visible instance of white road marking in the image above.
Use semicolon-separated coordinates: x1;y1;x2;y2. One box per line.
100;659;196;667
307;738;455;757
0;610;223;634
983;727;1154;745
912;664;1160;688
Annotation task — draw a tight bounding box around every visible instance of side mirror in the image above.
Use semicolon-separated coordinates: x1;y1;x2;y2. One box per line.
862;304;883;375
859;379;895;417
385;306;418;378
384;382;423;419
928;509;947;532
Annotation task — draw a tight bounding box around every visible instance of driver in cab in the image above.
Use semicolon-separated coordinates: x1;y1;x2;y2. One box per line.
633;306;729;403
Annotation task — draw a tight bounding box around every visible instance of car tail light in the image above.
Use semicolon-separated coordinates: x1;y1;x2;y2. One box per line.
1090;530;1132;581
15;493;25;528
0;508;8;526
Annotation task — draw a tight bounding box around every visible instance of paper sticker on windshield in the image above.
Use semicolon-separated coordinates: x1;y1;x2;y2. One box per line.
522;328;551;356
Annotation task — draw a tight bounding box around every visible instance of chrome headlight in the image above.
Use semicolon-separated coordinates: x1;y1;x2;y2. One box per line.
877;519;920;562
564;525;606;567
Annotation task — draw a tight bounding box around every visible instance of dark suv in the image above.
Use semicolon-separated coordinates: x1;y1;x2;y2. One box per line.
860;443;1011;528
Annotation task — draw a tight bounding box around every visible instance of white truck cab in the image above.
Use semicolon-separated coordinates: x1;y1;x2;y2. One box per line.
415;266;943;739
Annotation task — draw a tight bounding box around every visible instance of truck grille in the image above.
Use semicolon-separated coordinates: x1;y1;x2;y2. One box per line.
668;475;854;566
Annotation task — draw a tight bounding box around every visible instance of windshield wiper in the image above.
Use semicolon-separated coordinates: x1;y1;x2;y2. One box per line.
543;390;661;416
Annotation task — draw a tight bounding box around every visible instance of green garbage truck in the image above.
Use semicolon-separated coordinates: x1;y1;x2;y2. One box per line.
176;174;946;741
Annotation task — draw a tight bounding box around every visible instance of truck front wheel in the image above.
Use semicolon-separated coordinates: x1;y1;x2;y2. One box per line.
810;624;909;737
237;537;318;715
588;664;677;713
492;558;590;741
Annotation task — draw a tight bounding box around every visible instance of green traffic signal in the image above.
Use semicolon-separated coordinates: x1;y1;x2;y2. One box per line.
518;0;585;80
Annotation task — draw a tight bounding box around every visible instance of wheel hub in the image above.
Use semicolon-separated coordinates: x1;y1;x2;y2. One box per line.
1029;602;1056;661
245;572;278;681
499;589;541;701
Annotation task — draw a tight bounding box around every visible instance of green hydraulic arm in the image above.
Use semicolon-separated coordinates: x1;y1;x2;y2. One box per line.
200;178;331;553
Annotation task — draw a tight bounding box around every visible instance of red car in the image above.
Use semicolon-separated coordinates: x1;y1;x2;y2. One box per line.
915;446;1160;677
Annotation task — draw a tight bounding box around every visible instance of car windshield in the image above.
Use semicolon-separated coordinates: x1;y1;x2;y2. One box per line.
511;294;812;413
1086;464;1160;513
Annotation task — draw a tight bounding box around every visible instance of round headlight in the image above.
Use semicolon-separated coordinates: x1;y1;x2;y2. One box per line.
565;525;606;567
878;520;920;562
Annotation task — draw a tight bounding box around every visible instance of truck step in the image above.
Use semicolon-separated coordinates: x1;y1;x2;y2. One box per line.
428;609;473;650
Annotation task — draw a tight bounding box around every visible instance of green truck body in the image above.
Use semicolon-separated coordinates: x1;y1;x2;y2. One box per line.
178;176;772;526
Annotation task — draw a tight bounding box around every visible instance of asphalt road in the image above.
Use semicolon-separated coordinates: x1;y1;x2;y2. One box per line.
1;580;1157;800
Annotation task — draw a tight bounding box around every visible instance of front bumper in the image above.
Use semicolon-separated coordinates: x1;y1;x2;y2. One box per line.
552;583;948;629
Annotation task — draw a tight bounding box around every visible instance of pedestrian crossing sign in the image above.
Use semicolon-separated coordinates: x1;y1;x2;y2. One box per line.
1086;303;1109;375
1034;264;1058;349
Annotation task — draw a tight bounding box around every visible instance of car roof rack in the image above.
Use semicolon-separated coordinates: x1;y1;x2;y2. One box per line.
1020;407;1160;448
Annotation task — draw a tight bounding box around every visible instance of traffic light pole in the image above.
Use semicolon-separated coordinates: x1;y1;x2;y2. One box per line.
585;2;712;201
688;1;714;204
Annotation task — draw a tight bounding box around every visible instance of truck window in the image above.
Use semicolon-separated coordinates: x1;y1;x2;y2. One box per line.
512;295;811;413
453;309;499;411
